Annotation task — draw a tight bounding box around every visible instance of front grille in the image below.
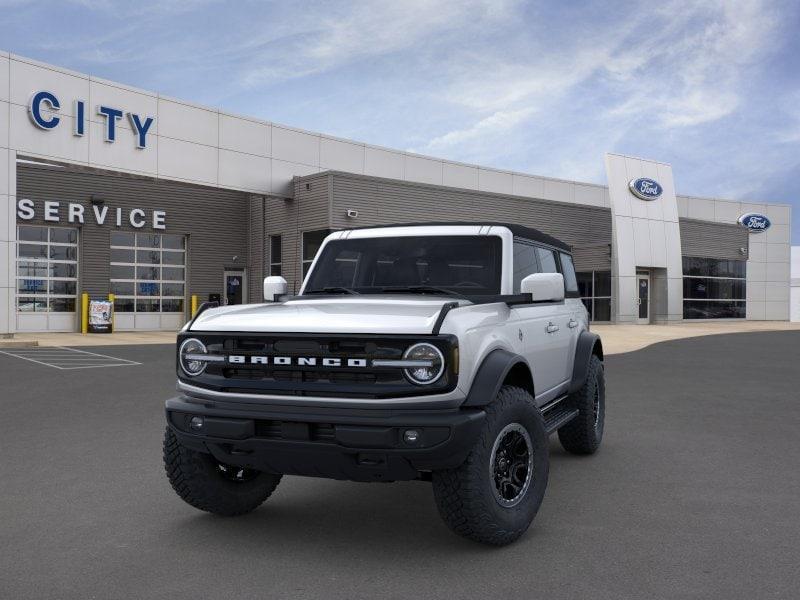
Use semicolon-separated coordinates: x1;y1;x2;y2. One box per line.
180;332;458;399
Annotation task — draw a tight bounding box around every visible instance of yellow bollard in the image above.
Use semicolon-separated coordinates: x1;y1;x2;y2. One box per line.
108;293;115;332
191;294;198;317
81;292;89;334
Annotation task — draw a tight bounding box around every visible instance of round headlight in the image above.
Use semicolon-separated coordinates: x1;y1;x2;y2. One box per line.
179;338;208;376
403;343;445;385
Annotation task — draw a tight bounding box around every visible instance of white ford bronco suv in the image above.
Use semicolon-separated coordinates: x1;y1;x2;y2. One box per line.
164;223;605;545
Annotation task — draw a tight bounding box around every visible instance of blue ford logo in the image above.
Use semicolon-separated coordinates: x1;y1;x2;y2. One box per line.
737;213;771;233
628;178;663;201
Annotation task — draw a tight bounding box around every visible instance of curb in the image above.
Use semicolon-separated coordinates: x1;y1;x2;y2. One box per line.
0;340;39;349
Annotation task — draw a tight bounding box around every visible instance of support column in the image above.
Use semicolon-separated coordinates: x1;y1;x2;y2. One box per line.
605;153;683;324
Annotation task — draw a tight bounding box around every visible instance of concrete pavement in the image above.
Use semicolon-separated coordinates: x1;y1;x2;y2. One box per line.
1;330;798;599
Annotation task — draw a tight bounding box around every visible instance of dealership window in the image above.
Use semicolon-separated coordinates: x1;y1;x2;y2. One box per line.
16;225;78;312
269;235;282;276
110;232;186;313
576;270;612;321
683;257;746;319
302;229;332;277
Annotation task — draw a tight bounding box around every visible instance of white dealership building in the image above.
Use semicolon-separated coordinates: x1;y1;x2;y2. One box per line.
0;51;793;334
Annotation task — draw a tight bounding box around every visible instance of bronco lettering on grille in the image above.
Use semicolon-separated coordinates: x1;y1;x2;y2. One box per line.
227;355;368;368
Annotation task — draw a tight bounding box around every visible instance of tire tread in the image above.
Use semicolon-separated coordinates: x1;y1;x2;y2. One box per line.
558;354;604;455
432;386;548;545
163;427;281;516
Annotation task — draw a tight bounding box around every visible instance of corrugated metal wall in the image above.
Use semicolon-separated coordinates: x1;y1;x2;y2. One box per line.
571;243;612;271
261;173;331;294
323;172;612;271
679;218;749;260
263;194;299;293
247;196;265;302
16;163;250;307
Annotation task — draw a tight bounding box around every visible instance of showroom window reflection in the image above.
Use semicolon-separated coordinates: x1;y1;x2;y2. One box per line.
683;257;746;319
576;270;611;322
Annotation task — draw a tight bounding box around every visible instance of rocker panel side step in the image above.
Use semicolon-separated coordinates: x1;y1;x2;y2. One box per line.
541;396;579;434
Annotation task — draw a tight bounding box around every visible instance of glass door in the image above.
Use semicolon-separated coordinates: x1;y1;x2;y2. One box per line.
637;274;650;324
223;270;246;305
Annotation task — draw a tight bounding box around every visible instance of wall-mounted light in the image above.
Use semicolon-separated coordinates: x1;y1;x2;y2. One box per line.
739;247;747;256
90;195;105;206
346;209;359;219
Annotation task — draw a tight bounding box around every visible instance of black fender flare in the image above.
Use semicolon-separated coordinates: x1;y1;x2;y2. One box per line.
463;349;531;407
568;331;603;394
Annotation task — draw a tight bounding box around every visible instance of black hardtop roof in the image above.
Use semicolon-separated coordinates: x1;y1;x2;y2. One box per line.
342;222;571;252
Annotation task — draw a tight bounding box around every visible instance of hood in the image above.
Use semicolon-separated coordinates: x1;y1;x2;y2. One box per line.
189;295;464;334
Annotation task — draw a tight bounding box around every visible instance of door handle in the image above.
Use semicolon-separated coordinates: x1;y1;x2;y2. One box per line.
568;319;579;328
546;322;559;334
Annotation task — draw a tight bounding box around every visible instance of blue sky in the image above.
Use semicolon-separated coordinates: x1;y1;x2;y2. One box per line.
3;0;799;241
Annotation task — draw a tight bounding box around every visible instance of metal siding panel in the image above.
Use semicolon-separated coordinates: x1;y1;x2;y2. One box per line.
679;218;749;260
247;195;265;303
571;244;612;271
16;163;250;312
264;194;301;294
326;171;612;258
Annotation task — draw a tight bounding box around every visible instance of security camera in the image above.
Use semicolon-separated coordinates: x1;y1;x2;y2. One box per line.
346;209;359;218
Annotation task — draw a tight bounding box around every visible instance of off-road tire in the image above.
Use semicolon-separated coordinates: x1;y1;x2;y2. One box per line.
431;385;549;546
558;354;605;455
163;427;281;516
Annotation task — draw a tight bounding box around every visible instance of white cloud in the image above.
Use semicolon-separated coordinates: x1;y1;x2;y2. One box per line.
414;107;535;153
604;0;778;127
239;0;519;87
410;0;783;178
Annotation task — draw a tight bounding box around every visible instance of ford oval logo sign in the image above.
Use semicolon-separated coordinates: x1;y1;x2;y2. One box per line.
737;213;771;233
628;178;663;201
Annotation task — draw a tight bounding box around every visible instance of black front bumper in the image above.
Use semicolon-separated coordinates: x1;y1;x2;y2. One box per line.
166;396;485;482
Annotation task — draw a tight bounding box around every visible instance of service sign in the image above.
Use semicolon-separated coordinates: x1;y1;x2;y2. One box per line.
17;199;166;230
88;300;113;334
628;178;663;201
737;213;771;233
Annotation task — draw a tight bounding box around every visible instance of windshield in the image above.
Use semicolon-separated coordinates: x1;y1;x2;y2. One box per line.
303;235;502;296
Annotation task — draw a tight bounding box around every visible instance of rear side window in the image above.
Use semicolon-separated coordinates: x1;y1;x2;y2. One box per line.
536;247;558;273
559;252;579;293
513;242;538;293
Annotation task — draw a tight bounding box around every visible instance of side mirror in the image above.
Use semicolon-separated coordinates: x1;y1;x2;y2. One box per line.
263;276;288;302
520;273;565;302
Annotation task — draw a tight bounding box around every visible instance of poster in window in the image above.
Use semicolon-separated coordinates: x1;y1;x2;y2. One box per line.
88;300;113;333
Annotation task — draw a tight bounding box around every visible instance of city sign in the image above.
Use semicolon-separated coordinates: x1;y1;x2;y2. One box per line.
28;90;155;148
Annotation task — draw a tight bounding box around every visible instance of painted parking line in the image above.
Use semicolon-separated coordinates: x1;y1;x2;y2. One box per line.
0;346;141;370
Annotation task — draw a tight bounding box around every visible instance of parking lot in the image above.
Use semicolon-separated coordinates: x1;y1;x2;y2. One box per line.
1;331;798;599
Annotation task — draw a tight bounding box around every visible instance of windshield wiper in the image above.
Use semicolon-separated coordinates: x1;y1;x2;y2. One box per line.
305;286;360;295
379;285;466;299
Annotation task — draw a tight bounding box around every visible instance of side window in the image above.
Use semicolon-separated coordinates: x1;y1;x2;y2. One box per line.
559;252;579;294
535;247;558;273
513;242;538;293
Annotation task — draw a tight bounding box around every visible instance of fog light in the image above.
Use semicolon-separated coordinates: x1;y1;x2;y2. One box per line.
403;429;420;444
189;416;204;431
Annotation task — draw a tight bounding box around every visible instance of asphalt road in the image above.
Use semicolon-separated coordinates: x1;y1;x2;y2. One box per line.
1;332;798;599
